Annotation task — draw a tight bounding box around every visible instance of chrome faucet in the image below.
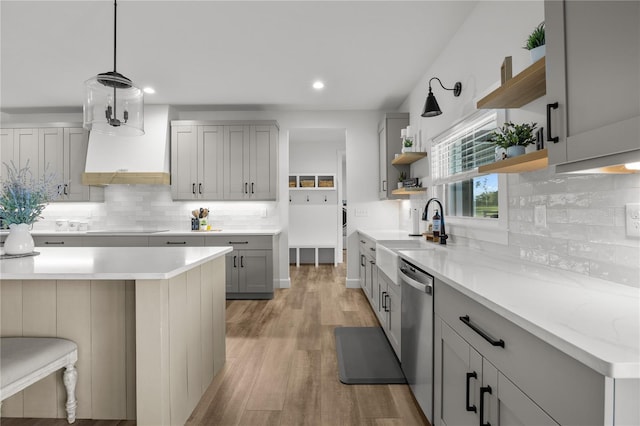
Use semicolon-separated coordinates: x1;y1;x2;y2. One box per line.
422;197;448;245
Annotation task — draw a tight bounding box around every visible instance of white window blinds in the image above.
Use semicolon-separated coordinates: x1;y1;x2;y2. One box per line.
431;111;497;184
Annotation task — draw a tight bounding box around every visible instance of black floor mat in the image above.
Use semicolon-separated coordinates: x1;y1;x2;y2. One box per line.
334;326;406;384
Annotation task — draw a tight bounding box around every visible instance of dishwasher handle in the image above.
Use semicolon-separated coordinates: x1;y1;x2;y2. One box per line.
399;267;433;295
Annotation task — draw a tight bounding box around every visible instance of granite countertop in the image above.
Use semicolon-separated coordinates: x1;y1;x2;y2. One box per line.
358;229;640;379
0;246;233;280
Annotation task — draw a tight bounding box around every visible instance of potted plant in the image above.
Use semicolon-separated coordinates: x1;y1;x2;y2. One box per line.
488;121;537;159
401;137;414;153
524;22;545;63
398;171;407;189
0;161;59;254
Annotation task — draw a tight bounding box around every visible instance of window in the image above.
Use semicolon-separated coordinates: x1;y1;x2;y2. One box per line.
431;111;504;221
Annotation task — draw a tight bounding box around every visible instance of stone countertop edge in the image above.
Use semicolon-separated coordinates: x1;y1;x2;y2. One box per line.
356;229;640;379
0;246;234;281
0;229;282;237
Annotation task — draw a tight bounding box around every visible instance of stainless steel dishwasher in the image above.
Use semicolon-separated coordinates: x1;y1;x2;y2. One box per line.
399;257;434;422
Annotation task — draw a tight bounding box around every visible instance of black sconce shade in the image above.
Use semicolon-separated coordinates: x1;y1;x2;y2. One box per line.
421;78;462;118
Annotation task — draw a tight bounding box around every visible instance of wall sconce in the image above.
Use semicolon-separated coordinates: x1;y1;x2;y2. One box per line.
421;77;462;117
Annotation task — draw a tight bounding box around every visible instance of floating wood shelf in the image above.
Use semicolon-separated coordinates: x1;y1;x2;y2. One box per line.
391;187;427;195
477;57;546;109
478;149;548;174
391;152;427;165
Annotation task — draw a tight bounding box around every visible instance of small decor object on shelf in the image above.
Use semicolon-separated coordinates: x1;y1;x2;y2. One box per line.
401;137;414;153
398;171;407;189
524;22;545;63
488;121;538;159
0;161;60;254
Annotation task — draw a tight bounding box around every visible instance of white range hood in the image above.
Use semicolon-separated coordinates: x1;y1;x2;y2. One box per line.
82;105;172;185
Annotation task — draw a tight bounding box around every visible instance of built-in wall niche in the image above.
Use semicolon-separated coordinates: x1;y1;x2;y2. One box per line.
289;174;335;190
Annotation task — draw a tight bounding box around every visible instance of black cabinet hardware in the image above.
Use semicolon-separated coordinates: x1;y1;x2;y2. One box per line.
45;241;65;245
192;183;196;194
460;315;505;348
479;385;492;426
251;182;254;194
360;254;366;267
244;182;248;194
466;372;478;412
233;255;237;268
63;184;68;195
381;291;388;309
228;241;249;245
384;294;390;312
198;183;202;194
240;256;244;267
546;102;559;143
166;241;186;245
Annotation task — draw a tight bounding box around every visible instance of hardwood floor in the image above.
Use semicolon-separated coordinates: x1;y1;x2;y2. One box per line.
1;257;429;426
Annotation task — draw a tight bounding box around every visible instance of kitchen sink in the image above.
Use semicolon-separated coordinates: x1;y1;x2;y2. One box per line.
376;240;433;284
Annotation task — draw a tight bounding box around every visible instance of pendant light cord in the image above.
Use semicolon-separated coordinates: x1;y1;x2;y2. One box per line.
113;0;117;73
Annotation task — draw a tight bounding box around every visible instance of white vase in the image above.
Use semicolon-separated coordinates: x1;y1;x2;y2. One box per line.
4;223;35;255
495;147;507;161
530;45;545;63
506;146;526;158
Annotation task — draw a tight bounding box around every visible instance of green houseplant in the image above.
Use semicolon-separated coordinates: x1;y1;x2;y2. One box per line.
398;171;407;189
0;161;59;254
488;121;537;159
524;22;545;62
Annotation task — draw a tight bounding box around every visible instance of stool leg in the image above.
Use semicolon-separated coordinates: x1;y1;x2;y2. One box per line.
63;363;78;424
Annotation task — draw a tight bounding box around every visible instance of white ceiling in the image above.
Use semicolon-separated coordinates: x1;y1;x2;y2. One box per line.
1;1;477;113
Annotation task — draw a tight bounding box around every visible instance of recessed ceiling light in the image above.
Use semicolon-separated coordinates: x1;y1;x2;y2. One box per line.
312;81;325;90
143;87;156;94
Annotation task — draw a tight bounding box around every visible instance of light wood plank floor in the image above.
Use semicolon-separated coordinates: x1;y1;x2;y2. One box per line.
2;257;429;426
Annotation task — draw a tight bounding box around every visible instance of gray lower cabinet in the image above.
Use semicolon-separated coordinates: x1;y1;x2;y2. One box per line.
205;235;274;299
33;235;84;247
434;281;639;426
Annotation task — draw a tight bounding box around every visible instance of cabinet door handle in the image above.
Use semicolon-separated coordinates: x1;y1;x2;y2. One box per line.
233;255;237;268
63;184;68;195
370;247;376;252
381;291;387;309
546;102;559;143
382;180;387;191
466;372;478;412
228;241;249;245
45;241;65;245
251;182;254;194
479;385;492;426
245;182;248;194
240;255;244;268
198;183;202;194
370;260;376;265
57;184;63;195
460;315;505;348
166;241;186;245
192;183;196;194
384;293;390;312
360;254;366;267
360;240;366;244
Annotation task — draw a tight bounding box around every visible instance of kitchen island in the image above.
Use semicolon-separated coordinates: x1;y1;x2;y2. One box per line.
0;246;232;426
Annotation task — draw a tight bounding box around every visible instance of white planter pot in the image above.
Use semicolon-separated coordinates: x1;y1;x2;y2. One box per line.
4;223;35;255
495;147;507;161
401;146;414;153
506;146;526;158
530;45;546;63
397;182;403;189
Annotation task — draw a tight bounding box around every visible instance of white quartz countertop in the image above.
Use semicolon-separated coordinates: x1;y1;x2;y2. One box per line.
0;246;233;280
0;229;281;237
358;229;640;379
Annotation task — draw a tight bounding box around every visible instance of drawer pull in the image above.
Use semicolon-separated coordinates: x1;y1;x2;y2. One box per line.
384;293;390;312
369;247;376;251
166;241;186;245
233;255;237;268
45;241;65;245
466;371;478;412
479;385;492;426
546;102;559;143
360;254;366;267
228;241;249;245
460;315;505;348
381;291;387;309
360;240;366;244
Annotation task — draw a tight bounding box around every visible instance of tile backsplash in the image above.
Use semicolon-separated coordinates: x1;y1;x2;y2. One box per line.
34;185;279;232
403;172;640;288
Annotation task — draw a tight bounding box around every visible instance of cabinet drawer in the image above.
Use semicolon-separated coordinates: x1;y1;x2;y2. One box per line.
148;235;205;247
205;235;272;250
83;236;149;247
436;283;606;426
33;236;84;247
358;233;376;259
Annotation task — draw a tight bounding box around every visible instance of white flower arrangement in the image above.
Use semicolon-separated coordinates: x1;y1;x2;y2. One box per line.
0;161;60;226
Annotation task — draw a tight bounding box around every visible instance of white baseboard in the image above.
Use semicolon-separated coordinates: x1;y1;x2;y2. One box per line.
345;278;360;289
275;278;291;289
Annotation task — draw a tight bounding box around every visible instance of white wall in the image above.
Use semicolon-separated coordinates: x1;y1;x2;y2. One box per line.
399;1;640;287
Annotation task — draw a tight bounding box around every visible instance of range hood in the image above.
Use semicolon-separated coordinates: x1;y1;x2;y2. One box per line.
82;105;172;185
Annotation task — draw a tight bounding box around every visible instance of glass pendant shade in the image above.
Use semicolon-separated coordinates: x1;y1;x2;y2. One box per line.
84;71;144;136
421;90;442;117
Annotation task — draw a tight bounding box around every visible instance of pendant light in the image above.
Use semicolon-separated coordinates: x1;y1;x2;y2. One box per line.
83;0;144;136
421;77;462;118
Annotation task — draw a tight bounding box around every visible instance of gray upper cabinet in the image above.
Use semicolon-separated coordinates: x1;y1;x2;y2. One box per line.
223;124;278;200
545;0;640;169
171;125;224;200
172;121;278;201
1;125;101;202
378;113;409;200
